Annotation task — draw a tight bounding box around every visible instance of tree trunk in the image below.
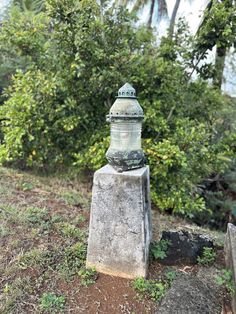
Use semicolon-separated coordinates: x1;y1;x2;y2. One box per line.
213;45;226;90
148;0;155;28
157;0;168;21
168;0;181;39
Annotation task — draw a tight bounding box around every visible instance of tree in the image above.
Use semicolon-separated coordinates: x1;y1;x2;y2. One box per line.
193;0;236;89
168;0;181;39
0;0;235;224
129;0;168;28
13;0;45;13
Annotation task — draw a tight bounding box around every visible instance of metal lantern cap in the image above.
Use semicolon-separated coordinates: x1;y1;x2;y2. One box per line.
107;83;144;122
118;83;136;99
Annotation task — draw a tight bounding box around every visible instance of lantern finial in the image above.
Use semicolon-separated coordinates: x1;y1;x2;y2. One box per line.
118;83;136;99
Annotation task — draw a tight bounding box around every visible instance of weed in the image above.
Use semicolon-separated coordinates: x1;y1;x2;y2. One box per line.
30;228;40;239
164;270;177;285
60;191;83;206
73;214;86;224
0;204;25;225
18;248;45;270
133;278;166;301
19;181;35;191
0;224;10;237
78;267;98;286
56;222;84;239
151;239;171;260
216;269;235;295
59;191;90;210
51;214;63;224
25;207;51;231
197;247;216;266
58;242;87;277
39;292;65;313
1;277;33;313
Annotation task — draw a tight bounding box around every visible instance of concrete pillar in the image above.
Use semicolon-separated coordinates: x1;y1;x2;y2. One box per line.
225;223;236;313
86;164;152;279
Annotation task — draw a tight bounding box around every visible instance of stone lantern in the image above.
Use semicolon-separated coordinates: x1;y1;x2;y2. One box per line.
106;83;145;172
86;83;152;279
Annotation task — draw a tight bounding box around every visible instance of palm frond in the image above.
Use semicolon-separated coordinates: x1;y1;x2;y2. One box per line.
132;0;149;12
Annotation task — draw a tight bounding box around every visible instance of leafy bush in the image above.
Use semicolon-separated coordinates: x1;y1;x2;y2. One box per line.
0;7;49;93
151;239;171;260
197;247;216;266
39;292;65;313
78;267;98;286
0;0;235;222
216;269;235;295
133;277;167;301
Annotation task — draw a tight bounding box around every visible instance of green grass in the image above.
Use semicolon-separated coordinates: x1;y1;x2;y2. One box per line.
59;191;90;210
0;166;93;312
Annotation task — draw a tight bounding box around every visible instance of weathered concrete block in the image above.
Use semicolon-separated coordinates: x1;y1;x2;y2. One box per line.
224;223;236;313
86;164;152;279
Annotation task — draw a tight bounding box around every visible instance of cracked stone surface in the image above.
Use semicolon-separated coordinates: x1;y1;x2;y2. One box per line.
86;164;152;279
157;273;222;314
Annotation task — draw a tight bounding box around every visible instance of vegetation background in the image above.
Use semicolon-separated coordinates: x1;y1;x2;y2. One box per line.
0;0;236;229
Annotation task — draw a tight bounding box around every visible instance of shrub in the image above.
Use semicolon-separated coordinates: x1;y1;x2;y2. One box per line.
0;0;235;221
151;239;171;260
197;247;216;266
133;277;167;301
39;292;65;313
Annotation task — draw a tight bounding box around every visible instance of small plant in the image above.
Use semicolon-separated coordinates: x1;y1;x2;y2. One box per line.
59;242;87;277
151;239;171;260
197;247;216;265
78;267;98;286
1;277;33;313
133;277;166;301
60;191;90;211
56;222;84;239
164;270;177;285
74;214;86;224
25;206;50;230
60;191;83;206
216;269;235;295
0;224;10;237
18;248;44;270
19;181;35;191
39;292;65;313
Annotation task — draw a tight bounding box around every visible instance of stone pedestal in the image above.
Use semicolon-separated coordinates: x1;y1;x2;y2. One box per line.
86;164;152;279
225;223;236;313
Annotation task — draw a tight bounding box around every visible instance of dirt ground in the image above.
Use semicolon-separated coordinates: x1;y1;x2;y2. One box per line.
0;166;231;313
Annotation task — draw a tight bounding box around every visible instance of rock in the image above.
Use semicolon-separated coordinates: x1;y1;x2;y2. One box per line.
224;223;236;313
159;230;213;265
86;164;152;279
157;273;222;314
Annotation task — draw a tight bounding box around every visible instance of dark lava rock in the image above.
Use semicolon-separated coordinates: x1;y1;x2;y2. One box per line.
157;273;221;314
160;230;213;265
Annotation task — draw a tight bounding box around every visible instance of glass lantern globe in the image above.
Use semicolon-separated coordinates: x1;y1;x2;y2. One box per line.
106;83;145;172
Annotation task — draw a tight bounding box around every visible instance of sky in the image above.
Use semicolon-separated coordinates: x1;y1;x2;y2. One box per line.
0;0;10;11
0;0;10;19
